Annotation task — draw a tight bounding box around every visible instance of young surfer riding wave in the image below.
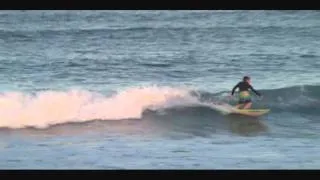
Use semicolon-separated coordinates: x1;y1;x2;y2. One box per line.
230;76;262;109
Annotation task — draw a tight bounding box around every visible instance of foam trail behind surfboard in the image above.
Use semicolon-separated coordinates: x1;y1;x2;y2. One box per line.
203;102;236;115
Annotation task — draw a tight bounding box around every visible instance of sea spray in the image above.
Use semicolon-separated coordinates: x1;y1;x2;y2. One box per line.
0;86;194;129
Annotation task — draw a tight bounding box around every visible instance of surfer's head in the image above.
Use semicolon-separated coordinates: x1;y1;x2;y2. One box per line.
243;76;250;83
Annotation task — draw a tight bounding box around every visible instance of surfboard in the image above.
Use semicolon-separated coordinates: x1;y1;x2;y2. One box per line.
230;108;270;117
207;102;270;117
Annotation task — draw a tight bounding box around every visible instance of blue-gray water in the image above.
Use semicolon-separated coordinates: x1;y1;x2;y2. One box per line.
0;10;319;169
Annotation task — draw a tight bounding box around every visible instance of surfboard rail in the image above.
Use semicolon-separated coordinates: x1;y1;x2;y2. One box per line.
231;109;270;117
206;102;270;117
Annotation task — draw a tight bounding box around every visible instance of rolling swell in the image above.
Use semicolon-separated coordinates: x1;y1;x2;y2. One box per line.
2;26;314;41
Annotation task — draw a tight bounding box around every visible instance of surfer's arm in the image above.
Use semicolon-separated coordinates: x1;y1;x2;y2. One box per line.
231;83;239;95
249;85;261;96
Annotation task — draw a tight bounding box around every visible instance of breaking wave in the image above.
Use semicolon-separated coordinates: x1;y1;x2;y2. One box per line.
0;84;318;129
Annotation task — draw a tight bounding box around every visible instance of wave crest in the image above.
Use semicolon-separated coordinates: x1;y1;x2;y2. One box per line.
0;86;194;129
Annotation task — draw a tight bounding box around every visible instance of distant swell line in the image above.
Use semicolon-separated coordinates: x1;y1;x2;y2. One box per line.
0;26;315;35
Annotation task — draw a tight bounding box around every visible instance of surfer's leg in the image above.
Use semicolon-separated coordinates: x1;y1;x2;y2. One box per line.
235;103;243;109
236;99;245;109
242;99;252;109
242;102;252;109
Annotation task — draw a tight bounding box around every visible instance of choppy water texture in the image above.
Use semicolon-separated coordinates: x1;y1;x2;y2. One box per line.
0;10;319;169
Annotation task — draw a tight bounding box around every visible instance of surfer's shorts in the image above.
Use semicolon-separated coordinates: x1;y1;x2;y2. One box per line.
238;91;251;104
239;98;251;104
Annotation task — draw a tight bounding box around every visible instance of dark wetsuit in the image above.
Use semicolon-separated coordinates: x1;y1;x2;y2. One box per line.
231;81;261;104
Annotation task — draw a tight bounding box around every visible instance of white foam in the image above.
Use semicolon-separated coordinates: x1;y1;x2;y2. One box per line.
0;86;197;129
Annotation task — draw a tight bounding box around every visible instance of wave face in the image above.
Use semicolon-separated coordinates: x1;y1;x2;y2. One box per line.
214;84;317;106
246;85;320;114
0;84;318;129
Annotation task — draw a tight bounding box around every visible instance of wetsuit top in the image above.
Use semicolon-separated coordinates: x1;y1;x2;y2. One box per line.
231;81;261;96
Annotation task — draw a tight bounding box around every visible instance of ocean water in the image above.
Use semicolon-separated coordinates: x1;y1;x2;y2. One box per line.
0;10;319;169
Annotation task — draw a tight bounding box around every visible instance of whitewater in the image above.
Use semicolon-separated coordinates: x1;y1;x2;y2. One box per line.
0;86;198;128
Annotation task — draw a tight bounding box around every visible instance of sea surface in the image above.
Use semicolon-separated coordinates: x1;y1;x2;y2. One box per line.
0;10;319;169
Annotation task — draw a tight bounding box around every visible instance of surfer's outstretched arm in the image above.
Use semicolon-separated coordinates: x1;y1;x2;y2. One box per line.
231;82;240;95
249;85;261;97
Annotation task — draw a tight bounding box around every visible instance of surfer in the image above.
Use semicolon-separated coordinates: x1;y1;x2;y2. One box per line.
231;76;262;109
